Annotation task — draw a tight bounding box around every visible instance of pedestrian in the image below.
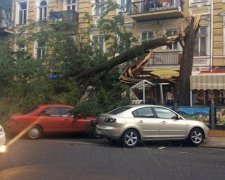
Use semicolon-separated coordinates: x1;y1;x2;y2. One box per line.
207;90;214;105
218;90;225;106
166;88;174;106
196;90;204;105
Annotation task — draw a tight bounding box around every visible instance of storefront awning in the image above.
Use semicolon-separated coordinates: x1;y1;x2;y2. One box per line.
190;74;225;90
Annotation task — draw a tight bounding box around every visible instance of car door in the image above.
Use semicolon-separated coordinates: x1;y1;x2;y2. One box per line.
39;107;74;133
153;107;188;138
71;117;92;133
132;107;161;138
58;109;91;133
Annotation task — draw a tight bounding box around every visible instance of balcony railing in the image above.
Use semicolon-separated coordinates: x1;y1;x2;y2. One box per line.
131;0;184;21
145;50;182;67
49;10;79;23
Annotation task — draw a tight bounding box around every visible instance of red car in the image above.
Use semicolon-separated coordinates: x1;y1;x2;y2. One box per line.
5;104;96;139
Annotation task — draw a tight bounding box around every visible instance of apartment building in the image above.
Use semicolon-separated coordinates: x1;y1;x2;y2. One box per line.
13;0;225;105
12;0;79;58
213;0;225;68
189;0;225;106
11;0;188;103
132;0;188;71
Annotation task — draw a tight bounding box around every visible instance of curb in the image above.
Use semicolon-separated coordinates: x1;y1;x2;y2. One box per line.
200;145;225;149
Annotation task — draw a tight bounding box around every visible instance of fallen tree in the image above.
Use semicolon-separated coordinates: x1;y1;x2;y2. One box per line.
74;16;200;106
74;35;181;80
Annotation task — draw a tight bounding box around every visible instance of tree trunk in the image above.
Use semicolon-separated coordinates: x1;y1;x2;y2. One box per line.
75;36;180;80
177;16;200;105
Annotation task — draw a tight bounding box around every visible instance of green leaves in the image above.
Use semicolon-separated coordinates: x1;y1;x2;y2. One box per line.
0;0;135;121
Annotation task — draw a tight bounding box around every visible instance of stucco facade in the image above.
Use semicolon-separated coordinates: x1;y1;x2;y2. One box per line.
11;0;225;72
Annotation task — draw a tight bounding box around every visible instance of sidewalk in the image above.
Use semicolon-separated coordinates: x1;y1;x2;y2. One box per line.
200;130;225;149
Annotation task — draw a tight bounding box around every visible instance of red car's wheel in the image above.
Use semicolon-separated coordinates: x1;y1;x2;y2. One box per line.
28;126;43;139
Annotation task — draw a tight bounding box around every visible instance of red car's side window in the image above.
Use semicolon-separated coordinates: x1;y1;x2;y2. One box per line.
40;107;74;117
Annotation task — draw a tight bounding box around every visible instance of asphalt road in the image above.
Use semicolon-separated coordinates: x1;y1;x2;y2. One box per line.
0;136;225;180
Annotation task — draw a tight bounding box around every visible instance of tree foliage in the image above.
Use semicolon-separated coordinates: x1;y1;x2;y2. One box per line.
0;1;198;123
0;1;133;121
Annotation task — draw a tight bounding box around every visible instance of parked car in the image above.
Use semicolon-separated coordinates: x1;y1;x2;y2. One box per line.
0;125;6;153
96;105;209;147
5;104;96;139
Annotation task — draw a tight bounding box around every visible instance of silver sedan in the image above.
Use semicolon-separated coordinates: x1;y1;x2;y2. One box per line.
96;105;209;148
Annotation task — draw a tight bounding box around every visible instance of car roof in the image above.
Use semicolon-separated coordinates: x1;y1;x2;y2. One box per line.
108;104;171;115
127;104;167;109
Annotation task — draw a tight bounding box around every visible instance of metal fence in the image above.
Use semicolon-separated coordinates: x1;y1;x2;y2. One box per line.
131;0;183;14
145;50;182;66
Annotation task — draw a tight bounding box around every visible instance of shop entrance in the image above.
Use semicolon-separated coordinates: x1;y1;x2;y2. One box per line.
130;80;175;105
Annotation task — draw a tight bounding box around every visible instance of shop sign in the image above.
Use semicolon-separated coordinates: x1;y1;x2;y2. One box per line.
150;69;179;79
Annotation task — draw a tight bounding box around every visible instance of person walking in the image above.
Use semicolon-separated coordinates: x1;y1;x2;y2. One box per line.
207;90;215;105
166;88;174;106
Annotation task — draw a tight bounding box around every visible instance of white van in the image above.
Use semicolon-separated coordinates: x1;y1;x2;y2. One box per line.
0;125;6;153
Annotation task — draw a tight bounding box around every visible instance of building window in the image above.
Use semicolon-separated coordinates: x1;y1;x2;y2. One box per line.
36;42;46;59
120;0;132;12
93;35;105;53
191;0;208;3
165;29;178;50
19;2;27;24
17;44;27;51
94;0;105;16
39;0;48;21
222;14;225;56
194;26;207;56
140;31;154;42
66;0;77;11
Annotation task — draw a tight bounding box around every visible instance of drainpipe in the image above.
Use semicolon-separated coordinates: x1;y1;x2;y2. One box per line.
210;1;213;72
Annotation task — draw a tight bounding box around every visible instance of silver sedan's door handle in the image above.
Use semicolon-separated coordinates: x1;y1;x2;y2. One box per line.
161;121;166;124
138;120;143;123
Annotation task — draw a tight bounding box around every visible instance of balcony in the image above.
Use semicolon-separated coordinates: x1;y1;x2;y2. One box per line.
130;0;184;22
144;50;182;70
49;10;79;24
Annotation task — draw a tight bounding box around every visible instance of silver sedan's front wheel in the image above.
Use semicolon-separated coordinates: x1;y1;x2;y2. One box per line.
188;128;204;146
122;129;140;148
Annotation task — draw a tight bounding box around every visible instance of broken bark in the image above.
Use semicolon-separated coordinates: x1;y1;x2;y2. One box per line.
119;51;153;84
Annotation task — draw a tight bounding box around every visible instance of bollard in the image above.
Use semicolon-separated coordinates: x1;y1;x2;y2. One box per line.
210;103;216;129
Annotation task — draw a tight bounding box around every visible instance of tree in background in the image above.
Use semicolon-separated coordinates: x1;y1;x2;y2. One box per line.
0;0;199;123
0;0;133;121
